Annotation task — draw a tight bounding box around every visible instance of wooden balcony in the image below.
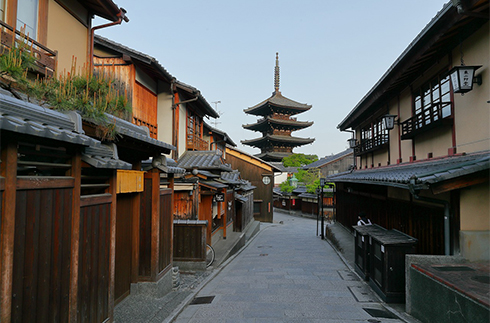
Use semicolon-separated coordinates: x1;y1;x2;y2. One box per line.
355;134;389;156
0;20;57;77
401;102;453;140
187;133;209;151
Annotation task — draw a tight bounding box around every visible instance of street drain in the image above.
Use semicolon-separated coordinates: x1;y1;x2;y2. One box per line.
259;254;268;256
190;296;215;305
363;308;399;319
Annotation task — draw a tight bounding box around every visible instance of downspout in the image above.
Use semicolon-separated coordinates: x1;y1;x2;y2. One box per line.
89;8;129;72
408;177;451;255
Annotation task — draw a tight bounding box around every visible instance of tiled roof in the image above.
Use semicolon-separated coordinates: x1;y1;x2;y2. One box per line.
245;92;312;116
94;35;173;82
328;151;490;190
177;150;233;171
302;149;354;170
220;170;241;185
242;134;315;147
103;113;175;153
0;91;99;147
82;143;132;169
203;121;236;146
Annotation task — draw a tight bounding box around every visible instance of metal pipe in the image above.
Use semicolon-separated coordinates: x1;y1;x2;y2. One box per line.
408;178;451;255
89;8;129;71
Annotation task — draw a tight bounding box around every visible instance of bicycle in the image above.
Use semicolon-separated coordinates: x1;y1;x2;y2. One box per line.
206;244;215;268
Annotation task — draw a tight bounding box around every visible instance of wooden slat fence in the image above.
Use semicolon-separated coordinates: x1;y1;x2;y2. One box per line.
173;220;207;262
78;194;112;323
12;182;73;322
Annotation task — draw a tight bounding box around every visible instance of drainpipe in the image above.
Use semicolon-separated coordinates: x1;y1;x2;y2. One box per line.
89;8;129;71
408;177;451;255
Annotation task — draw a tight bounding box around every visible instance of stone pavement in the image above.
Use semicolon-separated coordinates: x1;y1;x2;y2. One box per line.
171;210;420;323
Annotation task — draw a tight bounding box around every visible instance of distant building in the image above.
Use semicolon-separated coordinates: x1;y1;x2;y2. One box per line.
302;149;354;178
242;53;314;162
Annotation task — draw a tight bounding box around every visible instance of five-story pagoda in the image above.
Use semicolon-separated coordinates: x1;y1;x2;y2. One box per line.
242;53;314;162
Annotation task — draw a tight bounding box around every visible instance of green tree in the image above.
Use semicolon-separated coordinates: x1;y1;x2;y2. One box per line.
282;153;318;167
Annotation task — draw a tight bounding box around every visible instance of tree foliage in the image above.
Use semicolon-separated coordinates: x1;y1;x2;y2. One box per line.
282;153;318;167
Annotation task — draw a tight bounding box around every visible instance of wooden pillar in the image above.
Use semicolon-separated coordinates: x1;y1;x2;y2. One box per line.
222;189;227;239
0;140;17;322
150;169;160;281
108;170;117;322
131;162;142;283
68;151;82;322
168;174;175;267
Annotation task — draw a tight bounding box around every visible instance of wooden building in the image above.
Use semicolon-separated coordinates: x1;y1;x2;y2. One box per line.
242;53;314;162
225;145;281;223
334;0;489;261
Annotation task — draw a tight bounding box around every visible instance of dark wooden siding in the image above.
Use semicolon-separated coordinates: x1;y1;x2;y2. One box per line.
173;223;206;261
139;177;153;277
174;191;194;220
115;194;133;304
225;153;274;222
159;190;172;273
78;196;111;323
336;184;444;255
12;185;73;322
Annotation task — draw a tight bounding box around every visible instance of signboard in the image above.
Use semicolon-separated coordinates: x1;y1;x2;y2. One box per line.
215;193;225;202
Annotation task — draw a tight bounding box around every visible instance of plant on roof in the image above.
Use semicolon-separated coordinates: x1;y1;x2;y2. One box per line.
0;34;132;140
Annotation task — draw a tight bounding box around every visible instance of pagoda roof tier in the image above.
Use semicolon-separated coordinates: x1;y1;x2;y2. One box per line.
241;134;315;149
244;91;312;117
254;151;292;162
243;117;313;132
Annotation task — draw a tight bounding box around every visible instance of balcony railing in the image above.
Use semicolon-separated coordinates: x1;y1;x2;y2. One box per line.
401;102;453;140
0;20;57;77
187;133;209;151
355;134;389;155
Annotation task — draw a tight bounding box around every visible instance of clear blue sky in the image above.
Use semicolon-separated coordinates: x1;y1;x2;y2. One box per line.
95;0;449;158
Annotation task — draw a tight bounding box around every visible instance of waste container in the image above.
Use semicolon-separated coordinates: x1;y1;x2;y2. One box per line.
352;224;387;280
368;229;417;303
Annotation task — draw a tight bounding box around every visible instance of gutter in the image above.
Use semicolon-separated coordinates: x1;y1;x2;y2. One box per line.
89;8;129;71
408;177;451;255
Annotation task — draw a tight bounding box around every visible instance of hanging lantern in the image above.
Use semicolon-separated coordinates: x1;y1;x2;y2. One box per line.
383;114;397;131
449;65;481;94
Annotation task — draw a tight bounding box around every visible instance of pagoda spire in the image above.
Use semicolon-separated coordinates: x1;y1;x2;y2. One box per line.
274;52;280;94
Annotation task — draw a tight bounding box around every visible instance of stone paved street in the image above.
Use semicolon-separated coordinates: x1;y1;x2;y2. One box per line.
173;211;411;323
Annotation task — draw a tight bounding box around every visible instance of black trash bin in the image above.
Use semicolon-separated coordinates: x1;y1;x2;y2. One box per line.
352;224;387;280
368;229;417;303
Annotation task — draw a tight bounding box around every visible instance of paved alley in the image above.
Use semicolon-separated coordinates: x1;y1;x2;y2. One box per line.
172;211;412;323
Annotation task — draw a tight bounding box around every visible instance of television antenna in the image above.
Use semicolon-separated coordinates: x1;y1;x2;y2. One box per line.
211;101;223;128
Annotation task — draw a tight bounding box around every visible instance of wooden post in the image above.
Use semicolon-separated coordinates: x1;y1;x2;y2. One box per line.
222;189;227;239
150;169;160;281
68;151;82;322
168;174;175;268
107;170;117;322
0;140;17;322
131;162;141;283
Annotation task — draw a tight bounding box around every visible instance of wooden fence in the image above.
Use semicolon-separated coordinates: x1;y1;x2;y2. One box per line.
173;220;207;262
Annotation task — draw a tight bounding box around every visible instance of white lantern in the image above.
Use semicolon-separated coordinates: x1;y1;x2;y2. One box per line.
383;114;397;131
449;65;481;94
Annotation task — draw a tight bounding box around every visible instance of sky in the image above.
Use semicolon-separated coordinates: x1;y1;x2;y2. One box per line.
95;0;449;159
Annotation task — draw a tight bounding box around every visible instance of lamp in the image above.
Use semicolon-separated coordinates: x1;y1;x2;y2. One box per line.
449;65;482;94
348;137;357;148
383;114;397;130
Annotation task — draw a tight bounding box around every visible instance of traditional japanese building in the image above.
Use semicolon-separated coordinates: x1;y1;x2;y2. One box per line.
242;53;314;162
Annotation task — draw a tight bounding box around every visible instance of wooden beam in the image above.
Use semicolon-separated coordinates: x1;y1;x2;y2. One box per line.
431;170;489;195
0;140;17;323
150;169;160;281
131;162;141;284
107;170;117;322
68;151;82;323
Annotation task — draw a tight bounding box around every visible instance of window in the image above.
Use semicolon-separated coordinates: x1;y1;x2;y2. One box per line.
358;117;389;154
413;74;452;125
401;73;452;139
17;0;39;39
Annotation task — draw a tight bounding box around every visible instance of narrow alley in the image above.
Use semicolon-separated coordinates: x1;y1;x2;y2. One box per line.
172;211;414;323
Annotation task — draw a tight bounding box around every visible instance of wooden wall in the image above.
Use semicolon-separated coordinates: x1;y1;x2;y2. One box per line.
12;184;73;322
159;190;172;274
78;196;112;323
173;222;206;261
225;153;274;222
335;183;445;255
